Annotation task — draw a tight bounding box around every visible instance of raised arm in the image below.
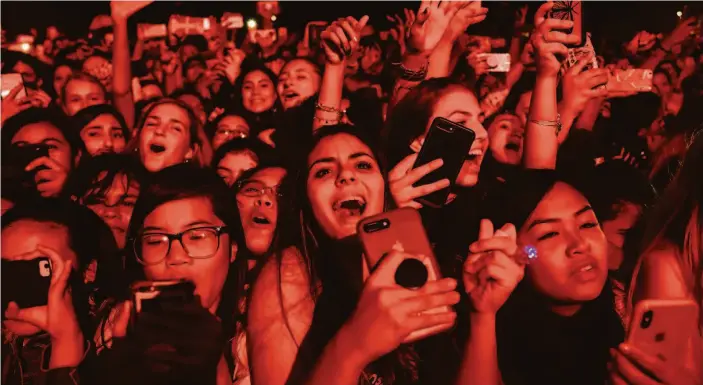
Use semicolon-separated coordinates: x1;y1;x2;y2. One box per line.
522;2;579;170
313;16;369;132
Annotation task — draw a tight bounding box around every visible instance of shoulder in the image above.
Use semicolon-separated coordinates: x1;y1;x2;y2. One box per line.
638;240;691;300
248;247;315;341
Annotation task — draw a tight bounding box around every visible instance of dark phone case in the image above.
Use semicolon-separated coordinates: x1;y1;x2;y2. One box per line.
1;258;52;312
549;1;585;47
132;280;196;316
412;118;476;208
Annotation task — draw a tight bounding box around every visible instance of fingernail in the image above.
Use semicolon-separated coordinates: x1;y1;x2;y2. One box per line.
620;343;631;353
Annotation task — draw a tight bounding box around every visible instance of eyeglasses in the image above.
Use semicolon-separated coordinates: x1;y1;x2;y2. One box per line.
134;226;229;265
236;180;283;198
215;128;248;139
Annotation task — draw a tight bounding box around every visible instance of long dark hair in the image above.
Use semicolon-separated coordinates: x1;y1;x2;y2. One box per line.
123;164;247;345
279;124;418;384
233;61;284;130
70;103;130;142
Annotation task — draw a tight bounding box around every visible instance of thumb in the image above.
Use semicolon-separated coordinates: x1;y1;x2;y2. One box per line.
568;51;594;76
6;83;24;99
112;301;132;338
357;15;370;32
479;219;494;240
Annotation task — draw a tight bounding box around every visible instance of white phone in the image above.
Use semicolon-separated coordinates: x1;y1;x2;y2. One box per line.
1;73;27;99
627;299;698;364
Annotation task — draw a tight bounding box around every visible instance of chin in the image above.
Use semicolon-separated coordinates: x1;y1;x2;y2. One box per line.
456;172;479;187
246;238;272;256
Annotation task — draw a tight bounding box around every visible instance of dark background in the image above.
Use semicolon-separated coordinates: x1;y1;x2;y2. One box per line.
0;1;697;45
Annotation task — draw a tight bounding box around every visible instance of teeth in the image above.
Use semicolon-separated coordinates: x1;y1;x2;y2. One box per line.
469;149;482;156
580;265;593;272
334;196;365;210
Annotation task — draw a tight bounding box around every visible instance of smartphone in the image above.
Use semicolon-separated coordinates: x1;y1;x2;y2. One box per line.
305;21;328;49
561;33;600;77
627;299;698;364
138;24;167;40
221;12;244;30
607;69;653;93
412;118;476;209
1;257;52;313
549;1;584;47
480;53;511;72
357;208;449;343
131;280;196;315
1;73;28;99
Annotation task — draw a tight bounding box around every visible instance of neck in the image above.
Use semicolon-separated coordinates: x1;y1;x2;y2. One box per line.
550;302;583;317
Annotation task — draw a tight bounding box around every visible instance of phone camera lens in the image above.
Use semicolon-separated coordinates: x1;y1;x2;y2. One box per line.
640;310;653;329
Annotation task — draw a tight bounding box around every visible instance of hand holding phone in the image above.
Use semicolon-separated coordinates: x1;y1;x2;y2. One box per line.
344;247;458;360
548;1;584;47
479;53;511;72
607;69;653;93
410;117;476;208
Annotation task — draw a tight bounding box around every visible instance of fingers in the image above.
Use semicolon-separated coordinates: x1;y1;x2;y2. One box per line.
388;153;419;181
400;290;460;315
415;277;458;296
469;236;518;256
404;178;450;201
406;201;424;210
6;83;25;99
36;245;70;291
534;1;554;26
357;15;370;32
618;344;667;381
25;156;55;172
611;348;662;385
403;158;444;186
406;311;457;333
478;218;494;240
566;52;594;76
112;301;133;338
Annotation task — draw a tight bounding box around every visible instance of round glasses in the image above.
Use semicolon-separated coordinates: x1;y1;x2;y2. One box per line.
236;180;283;198
134;226;229;265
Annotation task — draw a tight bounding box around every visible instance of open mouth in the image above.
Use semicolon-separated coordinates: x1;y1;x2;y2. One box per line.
282;90;299;102
465;149;483;162
505;142;521;152
149;143;166;154
252;215;271;225
333;196;367;217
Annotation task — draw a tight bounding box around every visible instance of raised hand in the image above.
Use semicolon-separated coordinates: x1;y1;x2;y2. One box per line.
662;17;698;51
408;0;472;54
344;251;459;363
445;2;489;43
25;155;71;198
213;48;246;84
514;4;529;31
110;1;153;22
1;84;33;124
610;343;702;385
388;153;450;210
463;219;525;314
530;1;581;78
320;16;369;65
561;52;609;115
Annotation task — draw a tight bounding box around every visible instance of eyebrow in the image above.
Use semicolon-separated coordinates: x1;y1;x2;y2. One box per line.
308;152;374;171
142;220;215;233
448;110;472;118
527;205;595;231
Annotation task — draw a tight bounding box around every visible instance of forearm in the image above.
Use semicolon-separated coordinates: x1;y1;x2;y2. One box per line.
456;313;501;385
428;40;453;79
571;97;604;133
505;61;524;90
50;333;85;369
112;17;135;126
390;52;429;109
523;76;559;170
305;325;368;385
509;37;521;65
313;62;345;132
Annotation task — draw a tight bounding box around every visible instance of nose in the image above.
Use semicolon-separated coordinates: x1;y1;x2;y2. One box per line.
336;167;357;186
103;136;114;150
255;193;274;208
153;124;165;136
565;231;589;258
165;239;192;266
99;205;118;220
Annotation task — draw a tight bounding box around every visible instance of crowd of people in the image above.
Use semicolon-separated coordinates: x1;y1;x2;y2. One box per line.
1;1;702;385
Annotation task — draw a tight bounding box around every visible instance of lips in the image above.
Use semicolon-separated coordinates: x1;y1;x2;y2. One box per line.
332;195;367;217
149;143;166;154
505;141;521;152
249;208;273;229
570;259;601;282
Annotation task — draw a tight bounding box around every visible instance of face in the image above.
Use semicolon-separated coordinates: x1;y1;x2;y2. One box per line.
177;94;206;125
653;72;672;98
2;220;77;336
11;122;75;197
518;182;608;304
63;79;106;116
217;150;259;187
236;167;286;255
277;60;321;110
419;87;488;187
83;56;113;92
180;44;200;63
12;61;38;87
361;45;382;74
138;103;194;172
601;201;641;270
141;84;163;101
82;172;139;249
140;197;235;313
307;133;385;240
487;114;524;165
212;115;250;150
185;62;206;85
53;65;73;97
242;70;276;114
80;114;126;156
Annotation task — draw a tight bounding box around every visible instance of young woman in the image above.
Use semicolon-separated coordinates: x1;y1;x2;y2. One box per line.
616;131;703;385
1;108;84;198
248;125;461;385
71;104;130;156
485;112;524;166
60;71;108;116
126;98;212;172
93;165;249;385
66;153;146;250
457;169;624;385
212;137;270;187
207;110;253;151
234;63;283;133
277;58;322;111
2;199;114;384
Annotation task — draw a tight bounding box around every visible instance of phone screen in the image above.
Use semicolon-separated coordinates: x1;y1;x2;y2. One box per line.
1;73;27;99
412;118;476;208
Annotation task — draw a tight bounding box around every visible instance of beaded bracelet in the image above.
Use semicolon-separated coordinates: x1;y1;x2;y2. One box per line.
529;113;562;137
391;60;429;82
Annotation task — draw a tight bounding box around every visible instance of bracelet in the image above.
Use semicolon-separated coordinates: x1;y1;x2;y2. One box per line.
315;102;345;120
313;116;340;126
391;60;429;82
529;113;562;137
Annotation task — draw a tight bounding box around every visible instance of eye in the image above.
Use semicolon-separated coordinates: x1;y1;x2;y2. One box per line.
580;222;599;230
356;161;373;170
314;168;331;179
537;231;559;242
113;131;124;139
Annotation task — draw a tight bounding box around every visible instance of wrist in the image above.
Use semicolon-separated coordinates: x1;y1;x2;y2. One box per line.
402;52;430;71
469;312;497;324
332;324;371;374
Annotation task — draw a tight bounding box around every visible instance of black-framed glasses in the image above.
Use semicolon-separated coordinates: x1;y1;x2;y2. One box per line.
236;180;283;198
134;226;229;265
